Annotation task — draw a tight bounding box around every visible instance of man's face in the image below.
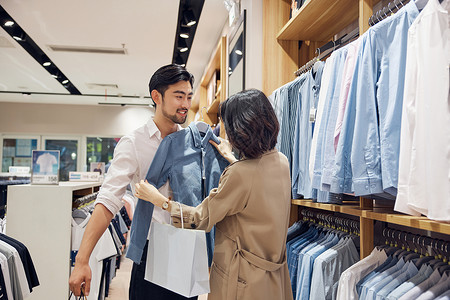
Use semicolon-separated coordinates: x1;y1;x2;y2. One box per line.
159;80;193;124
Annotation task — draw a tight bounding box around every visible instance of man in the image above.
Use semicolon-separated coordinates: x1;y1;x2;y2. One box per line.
69;64;195;300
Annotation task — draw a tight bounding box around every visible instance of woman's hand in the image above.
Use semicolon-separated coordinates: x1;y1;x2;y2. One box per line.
210;137;237;163
135;180;169;209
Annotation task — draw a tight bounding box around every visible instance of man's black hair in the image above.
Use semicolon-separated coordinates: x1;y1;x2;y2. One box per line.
148;64;194;107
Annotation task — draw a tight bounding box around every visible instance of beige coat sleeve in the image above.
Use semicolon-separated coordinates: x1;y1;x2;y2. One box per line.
169;163;251;232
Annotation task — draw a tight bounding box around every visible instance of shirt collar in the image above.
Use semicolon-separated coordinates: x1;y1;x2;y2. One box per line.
146;118;182;141
189;122;220;148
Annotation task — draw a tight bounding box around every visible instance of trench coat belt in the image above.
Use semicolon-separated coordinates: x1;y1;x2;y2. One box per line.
227;236;287;300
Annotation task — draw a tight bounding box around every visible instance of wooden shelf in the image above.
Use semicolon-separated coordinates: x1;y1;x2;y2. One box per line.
277;0;359;41
292;199;450;235
362;210;450;235
292;199;363;216
207;98;220;115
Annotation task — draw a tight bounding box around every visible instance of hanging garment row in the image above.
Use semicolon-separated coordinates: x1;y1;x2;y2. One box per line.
269;0;449;221
0;233;39;300
70;200;131;300
337;228;450;300
287;209;360;300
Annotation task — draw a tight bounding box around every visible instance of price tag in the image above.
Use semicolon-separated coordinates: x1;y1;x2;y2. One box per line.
309;108;317;122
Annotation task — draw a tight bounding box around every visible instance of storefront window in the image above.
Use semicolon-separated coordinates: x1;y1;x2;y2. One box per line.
2;138;38;172
86;137;119;173
45;139;78;181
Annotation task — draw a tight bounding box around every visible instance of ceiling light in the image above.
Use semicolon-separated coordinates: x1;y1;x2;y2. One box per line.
183;9;196;27
62;79;69;84
181;63;186;67
179;27;190;39
235;49;243;56
12;32;25;41
174;54;184;66
43;62;51;67
51;74;58;78
178;38;188;52
4;21;14;27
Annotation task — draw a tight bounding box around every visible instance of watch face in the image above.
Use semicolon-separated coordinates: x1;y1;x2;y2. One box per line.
162;201;169;210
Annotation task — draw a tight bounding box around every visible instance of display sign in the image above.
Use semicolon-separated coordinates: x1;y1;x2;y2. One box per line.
31;150;60;185
90;162;105;176
69;172;100;182
9;166;30;174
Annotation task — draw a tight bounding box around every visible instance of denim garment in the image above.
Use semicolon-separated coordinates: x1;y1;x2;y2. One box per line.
311;50;347;193
292;62;324;199
127;123;229;265
350;2;419;196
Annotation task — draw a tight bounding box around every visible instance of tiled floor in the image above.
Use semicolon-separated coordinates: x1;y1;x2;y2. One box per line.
106;255;208;300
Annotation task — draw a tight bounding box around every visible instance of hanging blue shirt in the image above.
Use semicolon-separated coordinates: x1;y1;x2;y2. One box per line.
350;1;419;196
126;123;229;265
292;62;324;199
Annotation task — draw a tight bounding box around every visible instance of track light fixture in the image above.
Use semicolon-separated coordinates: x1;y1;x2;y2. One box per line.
0;4;81;94
178;38;188;52
183;9;196;27
179;27;190;39
12;28;26;41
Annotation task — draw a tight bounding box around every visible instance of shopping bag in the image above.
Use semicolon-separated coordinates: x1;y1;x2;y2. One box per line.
144;203;210;297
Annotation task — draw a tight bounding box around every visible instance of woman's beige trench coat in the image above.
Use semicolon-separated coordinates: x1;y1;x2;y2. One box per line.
170;150;294;300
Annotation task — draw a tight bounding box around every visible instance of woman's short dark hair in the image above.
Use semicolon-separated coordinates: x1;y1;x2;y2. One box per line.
148;64;194;106
219;89;279;159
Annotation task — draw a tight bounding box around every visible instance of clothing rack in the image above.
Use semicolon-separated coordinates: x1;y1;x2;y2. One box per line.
368;0;409;26
300;208;360;235
381;227;450;258
73;191;98;208
294;27;359;76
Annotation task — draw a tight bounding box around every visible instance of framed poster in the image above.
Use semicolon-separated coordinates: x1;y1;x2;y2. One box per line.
90;162;105;176
31;150;60;185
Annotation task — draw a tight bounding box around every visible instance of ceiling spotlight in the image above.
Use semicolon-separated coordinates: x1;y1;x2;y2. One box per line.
4;21;14;27
181;63;186;67
175;54;184;66
62;79;69;84
178;38;188;52
51;74;58;78
179;27;190;39
183;9;196;27
235;49;243;56
43;62;51;67
12;29;26;42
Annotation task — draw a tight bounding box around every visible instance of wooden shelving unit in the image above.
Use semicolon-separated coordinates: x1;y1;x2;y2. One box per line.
292;199;450;235
277;0;360;41
264;0;449;259
187;36;227;138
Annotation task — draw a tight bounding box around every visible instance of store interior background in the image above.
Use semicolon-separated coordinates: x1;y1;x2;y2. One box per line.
0;0;263;175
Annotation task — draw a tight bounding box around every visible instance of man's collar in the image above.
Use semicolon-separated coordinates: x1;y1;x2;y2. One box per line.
146;118;182;140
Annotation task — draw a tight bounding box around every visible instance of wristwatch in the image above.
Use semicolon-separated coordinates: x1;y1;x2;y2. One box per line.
162;199;169;210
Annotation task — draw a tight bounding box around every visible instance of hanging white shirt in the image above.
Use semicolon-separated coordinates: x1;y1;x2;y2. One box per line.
71;214;117;300
0;251;14;300
0;240;30;299
395;0;450;221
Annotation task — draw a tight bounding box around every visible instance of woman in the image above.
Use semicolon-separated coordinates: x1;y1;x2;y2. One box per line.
135;89;293;300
